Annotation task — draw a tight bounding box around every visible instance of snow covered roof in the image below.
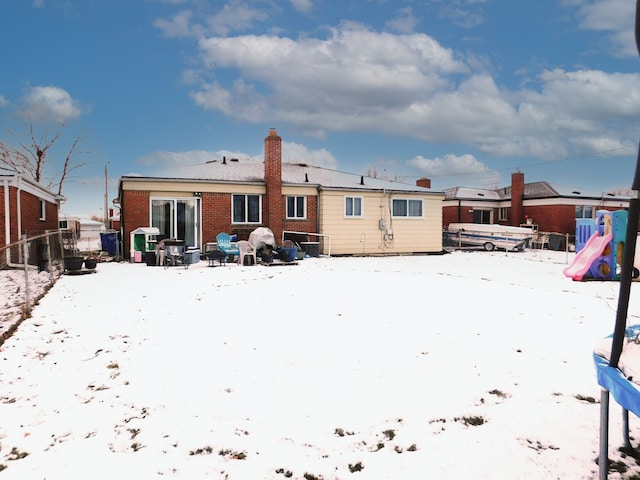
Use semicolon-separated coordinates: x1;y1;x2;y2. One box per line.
446;181;630;201
125;159;440;194
442;187;503;200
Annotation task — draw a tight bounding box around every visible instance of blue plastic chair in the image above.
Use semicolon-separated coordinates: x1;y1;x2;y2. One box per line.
216;232;240;261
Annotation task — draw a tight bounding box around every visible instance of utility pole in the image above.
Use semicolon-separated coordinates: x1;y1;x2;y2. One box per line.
104;164;109;230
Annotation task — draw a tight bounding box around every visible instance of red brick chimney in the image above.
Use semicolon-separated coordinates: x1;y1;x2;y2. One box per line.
416;177;431;189
264;128;283;240
511;171;524;226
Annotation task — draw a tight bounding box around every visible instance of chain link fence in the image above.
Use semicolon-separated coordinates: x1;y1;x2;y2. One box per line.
0;230;71;344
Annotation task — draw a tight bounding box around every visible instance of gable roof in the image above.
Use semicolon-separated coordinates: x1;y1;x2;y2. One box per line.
124;159;442;195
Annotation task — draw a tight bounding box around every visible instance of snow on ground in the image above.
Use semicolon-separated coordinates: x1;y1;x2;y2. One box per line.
1;250;640;479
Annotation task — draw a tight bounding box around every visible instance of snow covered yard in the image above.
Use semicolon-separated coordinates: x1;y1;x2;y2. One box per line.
1;250;640;479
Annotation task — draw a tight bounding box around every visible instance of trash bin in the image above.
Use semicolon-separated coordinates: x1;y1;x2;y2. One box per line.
548;234;566;251
100;231;119;256
145;251;156;266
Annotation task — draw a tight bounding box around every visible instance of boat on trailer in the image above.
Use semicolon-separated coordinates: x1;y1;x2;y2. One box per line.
443;223;534;251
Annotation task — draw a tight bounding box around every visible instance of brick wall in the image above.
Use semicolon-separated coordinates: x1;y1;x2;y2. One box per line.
282;195;318;239
121;190;150;258
202;192;234;243
20;189;59;235
442;205;495;226
0;186;58;246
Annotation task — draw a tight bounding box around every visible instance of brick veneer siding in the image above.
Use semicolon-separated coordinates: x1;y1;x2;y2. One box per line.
201;192;235;243
0;185;58;246
121;190;150;259
524;204;626;235
442;205;495;226
282;195;318;239
20;189;59;235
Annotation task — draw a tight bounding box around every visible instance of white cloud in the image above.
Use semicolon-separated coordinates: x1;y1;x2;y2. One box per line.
133;141;336;178
181;10;640;167
572;0;636;57
386;7;418;33
192;23;467;133
407;153;500;187
290;0;313;15
0;94;9;108
281;141;337;169
155;2;269;38
21;86;82;124
153;10;198;38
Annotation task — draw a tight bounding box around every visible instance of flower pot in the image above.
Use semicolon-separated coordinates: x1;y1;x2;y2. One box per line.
63;256;84;271
84;258;98;269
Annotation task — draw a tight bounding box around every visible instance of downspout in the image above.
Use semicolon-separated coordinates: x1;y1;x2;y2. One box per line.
3;178;10;265
316;186;320;238
5;176;24;267
16;176;22;241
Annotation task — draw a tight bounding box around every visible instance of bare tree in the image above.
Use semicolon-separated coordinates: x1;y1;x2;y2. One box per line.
0;116;89;195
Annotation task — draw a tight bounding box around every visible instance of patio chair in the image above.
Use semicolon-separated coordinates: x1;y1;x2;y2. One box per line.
163;239;187;269
237;240;257;266
216;232;240;262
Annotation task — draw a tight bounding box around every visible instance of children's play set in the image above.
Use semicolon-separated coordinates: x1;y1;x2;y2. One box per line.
563;209;640;281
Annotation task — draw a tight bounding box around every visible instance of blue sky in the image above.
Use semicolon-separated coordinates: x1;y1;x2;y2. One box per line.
1;0;639;218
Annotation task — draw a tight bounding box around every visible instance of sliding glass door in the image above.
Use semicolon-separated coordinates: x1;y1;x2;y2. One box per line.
151;198;200;247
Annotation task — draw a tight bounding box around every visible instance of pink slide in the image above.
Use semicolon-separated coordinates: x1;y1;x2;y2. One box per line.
563;232;613;281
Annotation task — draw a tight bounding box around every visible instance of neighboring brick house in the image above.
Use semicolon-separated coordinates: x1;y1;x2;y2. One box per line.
117;128;444;259
443;171;630;236
0;170;64;248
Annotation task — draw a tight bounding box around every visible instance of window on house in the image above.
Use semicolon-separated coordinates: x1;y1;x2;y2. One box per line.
345;196;363;217
499;207;508;221
39;199;46;221
232;194;261;223
575;205;594;219
151;198;200;247
392;198;423;217
472;209;492;224
286;196;306;219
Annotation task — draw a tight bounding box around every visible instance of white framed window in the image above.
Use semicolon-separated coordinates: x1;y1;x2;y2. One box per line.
286;196;306;219
39;199;46;221
345;196;363;217
575;205;594;219
498;207;508;222
232;194;261;223
392;198;423;217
